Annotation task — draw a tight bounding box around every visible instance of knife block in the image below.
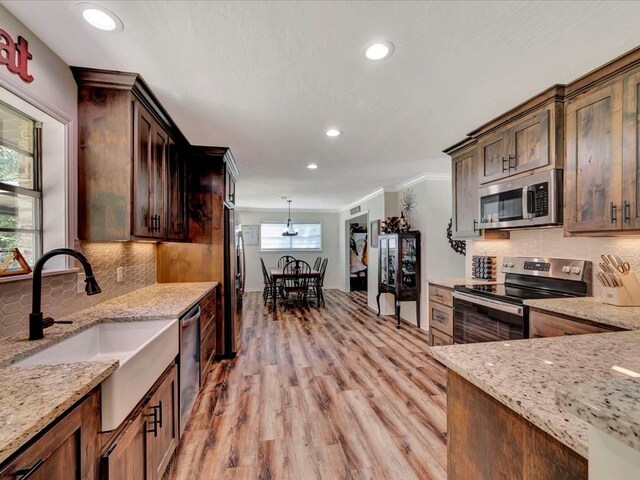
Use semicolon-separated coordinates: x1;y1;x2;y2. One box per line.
601;272;640;306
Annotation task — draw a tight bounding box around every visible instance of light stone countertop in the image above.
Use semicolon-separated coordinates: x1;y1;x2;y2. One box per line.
524;297;640;331
0;281;217;466
429;330;640;458
556;377;640;452
0;282;217;366
427;277;499;289
0;361;118;464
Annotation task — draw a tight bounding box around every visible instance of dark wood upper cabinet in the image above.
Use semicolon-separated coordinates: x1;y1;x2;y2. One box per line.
167;139;187;241
565;80;623;233
73;67;188;242
470;86;564;185
622;68;640;230
450;141;481;239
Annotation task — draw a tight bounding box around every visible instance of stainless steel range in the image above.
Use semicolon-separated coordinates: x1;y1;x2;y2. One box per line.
453;257;591;344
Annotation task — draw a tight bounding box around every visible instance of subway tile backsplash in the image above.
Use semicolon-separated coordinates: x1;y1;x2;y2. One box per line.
467;227;640;296
0;242;156;338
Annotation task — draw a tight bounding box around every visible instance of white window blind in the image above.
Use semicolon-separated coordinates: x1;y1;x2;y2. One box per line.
260;222;322;251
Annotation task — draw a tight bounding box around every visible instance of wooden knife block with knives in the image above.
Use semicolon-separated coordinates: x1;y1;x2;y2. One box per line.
598;254;640;307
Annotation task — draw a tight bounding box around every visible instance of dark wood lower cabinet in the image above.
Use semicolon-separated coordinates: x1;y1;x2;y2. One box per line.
101;362;178;480
447;371;587;480
0;390;100;480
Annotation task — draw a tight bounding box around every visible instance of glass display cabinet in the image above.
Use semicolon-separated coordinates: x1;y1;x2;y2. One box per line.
376;231;421;328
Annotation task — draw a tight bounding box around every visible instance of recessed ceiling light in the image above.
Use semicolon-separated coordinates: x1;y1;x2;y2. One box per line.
326;128;342;137
77;3;124;32
364;41;394;60
307;163;318;170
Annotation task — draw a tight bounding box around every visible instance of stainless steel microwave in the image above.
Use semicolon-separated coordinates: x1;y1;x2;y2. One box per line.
478;169;562;229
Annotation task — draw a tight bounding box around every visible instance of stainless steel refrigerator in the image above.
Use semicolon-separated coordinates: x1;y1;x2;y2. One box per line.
224;207;244;356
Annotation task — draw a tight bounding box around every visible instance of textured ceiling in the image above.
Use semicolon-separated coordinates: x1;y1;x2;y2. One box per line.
4;1;640;210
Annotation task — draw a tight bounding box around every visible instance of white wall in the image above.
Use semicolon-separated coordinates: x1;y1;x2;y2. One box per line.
338;191;386;310
395;175;465;329
236;209;341;292
0;5;78;267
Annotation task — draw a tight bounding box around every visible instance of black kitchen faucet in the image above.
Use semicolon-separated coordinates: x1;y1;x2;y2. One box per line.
29;248;102;340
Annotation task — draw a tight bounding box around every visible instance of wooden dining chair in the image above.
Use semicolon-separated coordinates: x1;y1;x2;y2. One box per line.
313;256;322;271
278;255;296;268
261;258;281;306
308;258;328;308
282;259;312;310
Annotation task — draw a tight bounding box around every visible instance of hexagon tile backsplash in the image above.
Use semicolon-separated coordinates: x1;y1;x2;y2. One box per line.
0;242;157;338
467;227;640;296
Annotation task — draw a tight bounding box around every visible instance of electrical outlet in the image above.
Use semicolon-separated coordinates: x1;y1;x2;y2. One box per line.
77;273;86;294
117;267;124;283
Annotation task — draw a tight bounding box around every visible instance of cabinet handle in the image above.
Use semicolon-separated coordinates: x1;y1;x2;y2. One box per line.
147;406;159;437
563;332;576;336
508;153;517;169
624;200;631;223
157;400;163;429
473;219;478;233
13;459;44;479
501;156;509;172
610;202;617;224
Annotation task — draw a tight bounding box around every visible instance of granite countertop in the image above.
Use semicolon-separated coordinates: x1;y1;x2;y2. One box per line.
525;297;640;331
0;281;217;466
0;282;217;366
429;331;640;458
0;361;118;464
428;277;499;289
557;377;640;452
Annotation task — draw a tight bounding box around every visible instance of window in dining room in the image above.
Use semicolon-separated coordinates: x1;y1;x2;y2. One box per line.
260;221;322;252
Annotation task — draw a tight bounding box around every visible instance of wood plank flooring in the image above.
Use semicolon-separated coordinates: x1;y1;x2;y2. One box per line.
164;290;447;480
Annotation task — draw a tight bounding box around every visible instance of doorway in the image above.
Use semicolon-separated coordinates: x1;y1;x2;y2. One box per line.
348;214;368;292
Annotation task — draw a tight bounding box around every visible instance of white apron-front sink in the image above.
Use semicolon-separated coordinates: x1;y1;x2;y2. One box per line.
14;319;179;431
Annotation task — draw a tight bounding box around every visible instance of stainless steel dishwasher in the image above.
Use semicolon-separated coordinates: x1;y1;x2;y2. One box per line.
179;304;200;436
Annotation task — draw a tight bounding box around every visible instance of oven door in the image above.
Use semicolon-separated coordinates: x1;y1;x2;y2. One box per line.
453;292;526;344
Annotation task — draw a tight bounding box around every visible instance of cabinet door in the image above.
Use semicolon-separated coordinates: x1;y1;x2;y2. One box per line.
622;69;640;229
379;238;389;286
147;364;178;480
101;409;150;480
1;392;99;480
150;125;168;238
167;139;187;240
507;109;550;175
565;80;623;233
452;150;480;238
133;106;154;237
478;130;509;183
387;236;397;288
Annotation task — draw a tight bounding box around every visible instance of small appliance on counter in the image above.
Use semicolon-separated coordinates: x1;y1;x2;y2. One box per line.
597;254;640;306
471;255;497;280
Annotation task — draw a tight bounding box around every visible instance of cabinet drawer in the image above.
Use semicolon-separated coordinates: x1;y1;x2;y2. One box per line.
529;309;621;338
430;305;453;337
429;285;453;307
430;328;453;346
200;322;216;383
200;289;216;337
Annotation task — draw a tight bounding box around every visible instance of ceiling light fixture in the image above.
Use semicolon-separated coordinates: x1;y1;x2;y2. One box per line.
364;41;394;60
326;128;342;137
77;3;124;32
307;163;318;170
282;200;299;237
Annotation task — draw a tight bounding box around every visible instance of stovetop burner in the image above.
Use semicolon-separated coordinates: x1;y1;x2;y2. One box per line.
454;283;580;305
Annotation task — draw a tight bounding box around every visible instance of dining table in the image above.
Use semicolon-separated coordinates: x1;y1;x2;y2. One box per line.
269;267;321;311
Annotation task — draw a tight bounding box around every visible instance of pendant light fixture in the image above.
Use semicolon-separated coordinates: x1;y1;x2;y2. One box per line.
282;200;299;237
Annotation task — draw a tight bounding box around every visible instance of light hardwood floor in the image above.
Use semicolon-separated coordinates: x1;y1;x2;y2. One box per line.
165;290;447;480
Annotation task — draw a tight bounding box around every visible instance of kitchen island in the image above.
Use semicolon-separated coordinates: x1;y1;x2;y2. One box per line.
430;330;640;479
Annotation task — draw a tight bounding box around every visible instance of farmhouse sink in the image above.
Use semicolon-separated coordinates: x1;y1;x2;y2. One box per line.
14;319;179;431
